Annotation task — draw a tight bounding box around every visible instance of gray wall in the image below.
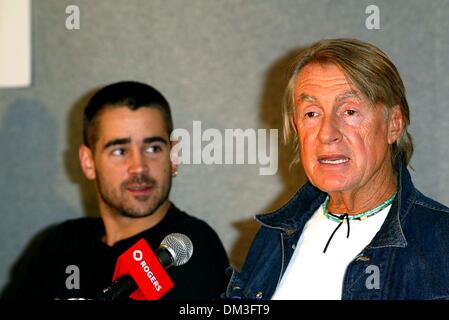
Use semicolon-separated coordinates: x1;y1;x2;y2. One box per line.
1;0;449;292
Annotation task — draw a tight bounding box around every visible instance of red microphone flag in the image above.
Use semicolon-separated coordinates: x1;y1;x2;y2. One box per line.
111;239;174;300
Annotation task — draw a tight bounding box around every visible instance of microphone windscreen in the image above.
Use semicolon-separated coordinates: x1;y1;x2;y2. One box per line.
160;233;193;267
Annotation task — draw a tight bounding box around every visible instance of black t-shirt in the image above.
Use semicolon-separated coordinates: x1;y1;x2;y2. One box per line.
2;203;230;300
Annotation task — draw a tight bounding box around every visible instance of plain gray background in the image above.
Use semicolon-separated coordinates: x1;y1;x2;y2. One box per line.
1;0;449;293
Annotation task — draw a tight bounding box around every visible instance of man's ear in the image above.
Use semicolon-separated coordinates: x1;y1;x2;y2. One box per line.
170;139;179;175
387;105;405;145
291;114;299;136
79;144;96;180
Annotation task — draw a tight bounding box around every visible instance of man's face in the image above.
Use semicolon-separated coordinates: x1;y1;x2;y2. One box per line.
81;107;175;218
292;63;399;195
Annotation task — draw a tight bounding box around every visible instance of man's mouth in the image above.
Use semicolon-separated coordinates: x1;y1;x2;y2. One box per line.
127;184;153;193
318;155;350;165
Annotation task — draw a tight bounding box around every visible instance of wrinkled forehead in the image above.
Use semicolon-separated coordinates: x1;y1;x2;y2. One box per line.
293;63;361;101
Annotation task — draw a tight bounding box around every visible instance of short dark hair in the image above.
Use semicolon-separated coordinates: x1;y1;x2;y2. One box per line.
83;81;173;149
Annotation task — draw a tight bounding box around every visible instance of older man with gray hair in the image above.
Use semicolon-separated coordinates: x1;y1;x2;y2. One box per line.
225;38;449;300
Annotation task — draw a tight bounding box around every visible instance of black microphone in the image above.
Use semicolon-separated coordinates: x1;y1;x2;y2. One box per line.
98;233;193;300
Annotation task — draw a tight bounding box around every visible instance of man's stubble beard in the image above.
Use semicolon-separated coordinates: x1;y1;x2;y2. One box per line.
96;172;172;219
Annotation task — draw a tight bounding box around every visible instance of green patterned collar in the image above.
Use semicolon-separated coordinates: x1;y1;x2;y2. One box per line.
323;192;397;222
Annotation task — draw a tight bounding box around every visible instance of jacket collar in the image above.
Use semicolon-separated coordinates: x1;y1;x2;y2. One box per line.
368;161;415;248
256;160;415;247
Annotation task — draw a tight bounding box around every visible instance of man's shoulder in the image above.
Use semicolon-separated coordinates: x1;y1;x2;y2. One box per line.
405;190;449;240
164;204;226;249
413;190;449;215
42;217;103;244
50;216;103;232
168;204;215;230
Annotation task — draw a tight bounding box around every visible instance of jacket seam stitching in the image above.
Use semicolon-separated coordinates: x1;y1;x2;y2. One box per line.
413;201;449;213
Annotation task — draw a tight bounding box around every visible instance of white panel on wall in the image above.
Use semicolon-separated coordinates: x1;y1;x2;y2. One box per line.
0;0;31;88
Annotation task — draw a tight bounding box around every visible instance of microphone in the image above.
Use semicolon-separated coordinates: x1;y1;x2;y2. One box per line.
98;233;193;300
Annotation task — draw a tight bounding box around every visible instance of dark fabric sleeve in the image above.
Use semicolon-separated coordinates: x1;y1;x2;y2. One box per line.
1;224;58;300
162;221;230;300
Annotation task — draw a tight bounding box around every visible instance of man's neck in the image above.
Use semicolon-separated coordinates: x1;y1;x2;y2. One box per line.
100;201;171;246
327;163;397;215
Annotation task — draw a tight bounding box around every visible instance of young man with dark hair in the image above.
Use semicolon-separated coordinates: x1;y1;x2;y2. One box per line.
3;81;229;300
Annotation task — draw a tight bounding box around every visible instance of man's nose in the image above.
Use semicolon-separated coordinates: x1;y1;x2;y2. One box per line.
318;114;343;144
128;151;149;174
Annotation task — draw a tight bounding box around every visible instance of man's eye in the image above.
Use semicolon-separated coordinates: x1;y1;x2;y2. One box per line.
111;148;126;156
344;109;357;116
305;111;318;118
146;145;162;153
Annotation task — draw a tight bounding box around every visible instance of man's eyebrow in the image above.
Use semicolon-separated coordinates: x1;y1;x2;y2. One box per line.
143;136;168;145
103;137;169;150
298;93;317;103
298;91;361;104
103;138;131;150
335;90;361;103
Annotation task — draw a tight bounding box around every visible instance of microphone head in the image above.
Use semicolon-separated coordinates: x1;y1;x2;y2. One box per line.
160;233;193;266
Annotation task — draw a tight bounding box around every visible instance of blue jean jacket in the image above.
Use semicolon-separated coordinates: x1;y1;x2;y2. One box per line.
226;163;449;300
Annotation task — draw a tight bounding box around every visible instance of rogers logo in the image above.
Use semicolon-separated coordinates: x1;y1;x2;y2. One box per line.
131;247;163;292
139;260;162;292
133;250;143;261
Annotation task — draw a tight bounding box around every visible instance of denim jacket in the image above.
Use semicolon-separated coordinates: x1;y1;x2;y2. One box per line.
226;163;449;300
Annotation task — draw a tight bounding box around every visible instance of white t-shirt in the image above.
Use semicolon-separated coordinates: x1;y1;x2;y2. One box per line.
271;202;391;300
